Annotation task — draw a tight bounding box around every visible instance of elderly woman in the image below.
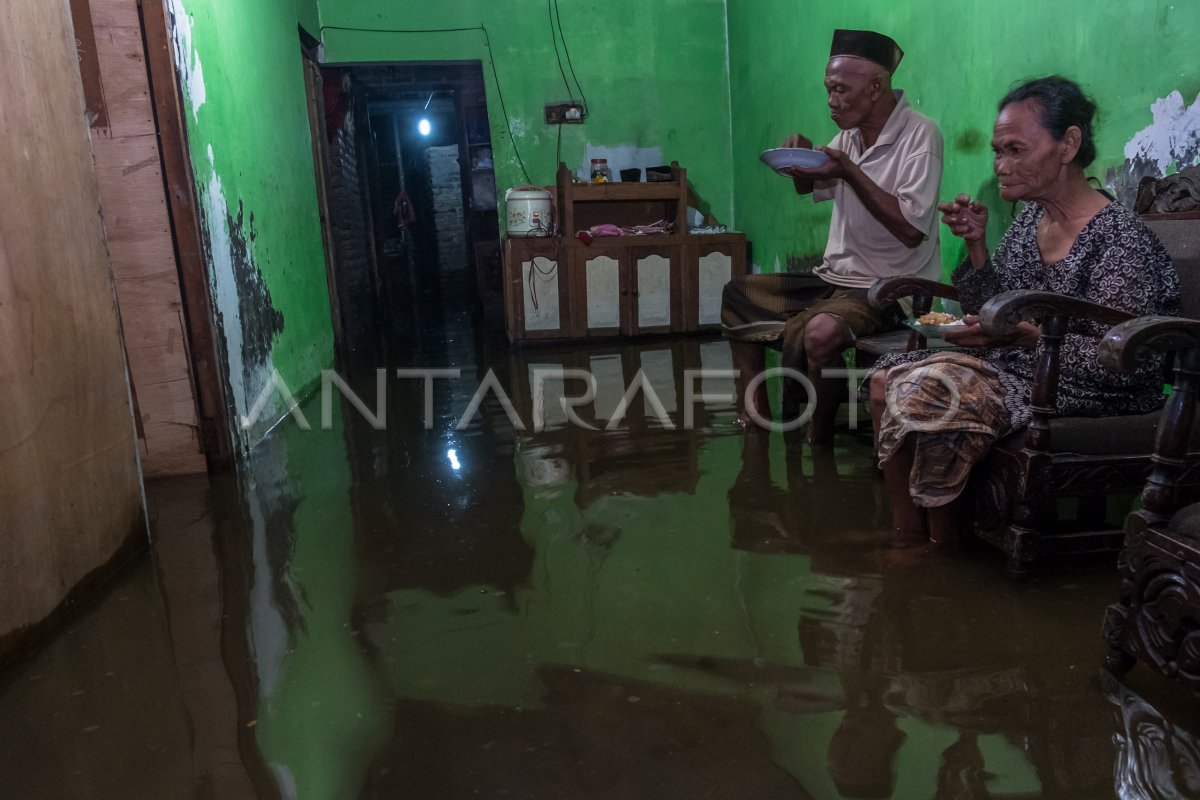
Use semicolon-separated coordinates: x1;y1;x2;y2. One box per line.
867;76;1179;545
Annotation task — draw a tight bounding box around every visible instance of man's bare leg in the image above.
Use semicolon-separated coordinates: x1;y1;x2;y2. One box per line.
731;339;770;426
803;313;855;444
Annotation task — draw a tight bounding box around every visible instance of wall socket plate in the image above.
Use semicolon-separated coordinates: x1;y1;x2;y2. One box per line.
544;102;585;125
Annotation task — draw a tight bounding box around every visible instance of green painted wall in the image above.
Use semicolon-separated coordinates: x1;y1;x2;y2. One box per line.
297;0;321;38
167;0;333;451
728;1;1200;275
317;0;735;225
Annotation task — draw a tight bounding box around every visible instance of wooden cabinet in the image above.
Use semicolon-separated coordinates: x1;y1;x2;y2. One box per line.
502;162;746;343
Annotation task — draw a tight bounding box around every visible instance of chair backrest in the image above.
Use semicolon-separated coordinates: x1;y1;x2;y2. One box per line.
1144;216;1200;319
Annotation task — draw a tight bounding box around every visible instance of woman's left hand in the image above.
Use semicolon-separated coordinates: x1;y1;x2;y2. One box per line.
1010;321;1042;349
941;316;1042;349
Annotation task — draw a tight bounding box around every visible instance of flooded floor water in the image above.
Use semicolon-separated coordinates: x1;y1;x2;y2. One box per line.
3;265;1200;800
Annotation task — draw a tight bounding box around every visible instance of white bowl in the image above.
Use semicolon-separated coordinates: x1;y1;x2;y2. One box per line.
760;147;831;175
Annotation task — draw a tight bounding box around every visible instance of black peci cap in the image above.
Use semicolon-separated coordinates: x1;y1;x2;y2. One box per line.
829;29;904;73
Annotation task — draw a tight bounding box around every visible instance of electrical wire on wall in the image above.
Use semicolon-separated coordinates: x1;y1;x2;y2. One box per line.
548;0;574;105
552;0;588;116
319;24;532;185
547;0;588;177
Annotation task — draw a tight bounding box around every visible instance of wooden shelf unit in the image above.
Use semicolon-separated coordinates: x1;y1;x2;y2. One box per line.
502;163;746;344
557;161;688;236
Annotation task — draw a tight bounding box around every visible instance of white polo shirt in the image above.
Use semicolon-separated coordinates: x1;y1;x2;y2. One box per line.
812;91;943;287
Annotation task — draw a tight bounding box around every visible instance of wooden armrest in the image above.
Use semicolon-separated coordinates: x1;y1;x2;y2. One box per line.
1099;316;1200;375
866;276;959;310
979;290;1134;455
979;289;1134;336
1101;317;1200;520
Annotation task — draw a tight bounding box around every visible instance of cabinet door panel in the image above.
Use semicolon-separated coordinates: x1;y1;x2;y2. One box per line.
521;255;562;332
697;249;732;326
635;253;671;329
585;254;621;331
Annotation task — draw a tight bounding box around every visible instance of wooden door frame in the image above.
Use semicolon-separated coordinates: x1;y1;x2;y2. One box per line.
299;41;348;367
139;0;233;471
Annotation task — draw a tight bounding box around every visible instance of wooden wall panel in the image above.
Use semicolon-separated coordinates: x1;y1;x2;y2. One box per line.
93;24;155;137
86;0;135;29
0;0;146;652
88;0;206;477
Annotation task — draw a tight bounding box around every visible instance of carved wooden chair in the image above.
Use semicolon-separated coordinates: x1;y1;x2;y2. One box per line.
1101;315;1200;691
864;216;1200;576
853;289;945;368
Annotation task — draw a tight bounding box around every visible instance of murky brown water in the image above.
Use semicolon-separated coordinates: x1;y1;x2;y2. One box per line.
3;300;1199;799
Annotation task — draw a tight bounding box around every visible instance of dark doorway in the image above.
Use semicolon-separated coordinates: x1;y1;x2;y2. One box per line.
314;62;501;362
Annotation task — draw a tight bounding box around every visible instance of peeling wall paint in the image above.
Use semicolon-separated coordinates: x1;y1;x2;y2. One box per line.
1125;91;1200;173
196;149;248;426
1109;91;1200;207
317;0;734;227
728;1;1200;276
167;0;204;120
167;0;334;453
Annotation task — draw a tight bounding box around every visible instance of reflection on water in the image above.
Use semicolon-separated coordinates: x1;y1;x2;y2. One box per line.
4;319;1200;798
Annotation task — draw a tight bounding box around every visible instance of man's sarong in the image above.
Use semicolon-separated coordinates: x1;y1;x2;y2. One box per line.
721;274;899;372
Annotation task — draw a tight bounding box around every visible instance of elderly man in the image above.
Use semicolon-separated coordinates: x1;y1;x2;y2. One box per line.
722;29;943;443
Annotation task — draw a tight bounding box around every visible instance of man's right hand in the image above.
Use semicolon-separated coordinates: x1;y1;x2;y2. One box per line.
780;134;817;195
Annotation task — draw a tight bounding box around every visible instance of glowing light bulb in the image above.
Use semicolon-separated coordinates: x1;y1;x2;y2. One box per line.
418;118;432;136
447;449;461;471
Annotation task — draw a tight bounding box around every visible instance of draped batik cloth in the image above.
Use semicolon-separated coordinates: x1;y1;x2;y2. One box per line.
876;352;1012;508
720;274;898;372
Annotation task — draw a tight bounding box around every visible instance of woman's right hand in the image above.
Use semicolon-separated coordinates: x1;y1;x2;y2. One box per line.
937;194;988;242
938;194;990;268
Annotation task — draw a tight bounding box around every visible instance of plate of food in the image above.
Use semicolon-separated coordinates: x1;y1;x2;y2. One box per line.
760;147;832;175
905;311;967;338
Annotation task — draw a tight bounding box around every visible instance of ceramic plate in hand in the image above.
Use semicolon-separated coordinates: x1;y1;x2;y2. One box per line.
905;318;966;338
760;147;831;175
